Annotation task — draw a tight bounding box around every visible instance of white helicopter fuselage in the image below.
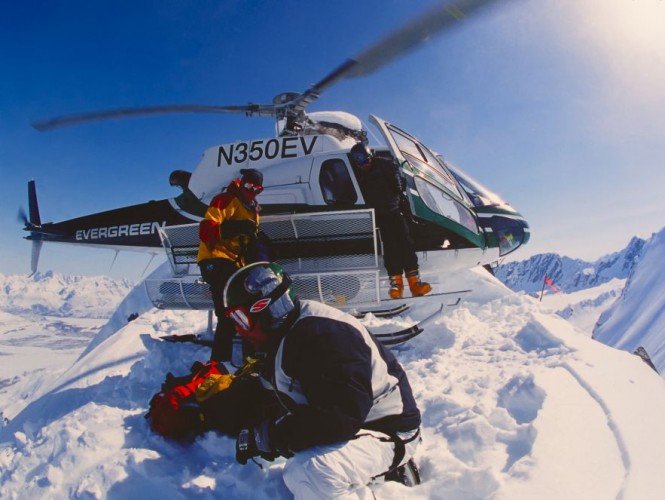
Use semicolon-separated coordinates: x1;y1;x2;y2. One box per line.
187;133;357;208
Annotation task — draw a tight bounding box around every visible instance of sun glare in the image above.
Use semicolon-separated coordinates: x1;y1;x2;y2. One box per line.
591;1;665;52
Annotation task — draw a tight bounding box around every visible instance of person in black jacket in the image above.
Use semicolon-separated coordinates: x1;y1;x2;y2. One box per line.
349;142;431;299
223;261;422;498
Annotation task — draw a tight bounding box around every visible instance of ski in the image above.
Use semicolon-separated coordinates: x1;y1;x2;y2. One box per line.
380;289;472;304
374;326;423;346
159;304;444;349
351;303;411;319
159;329;421;348
369;304;444;346
159;334;213;347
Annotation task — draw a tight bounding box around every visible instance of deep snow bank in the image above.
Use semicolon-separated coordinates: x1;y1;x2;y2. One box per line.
2;268;665;499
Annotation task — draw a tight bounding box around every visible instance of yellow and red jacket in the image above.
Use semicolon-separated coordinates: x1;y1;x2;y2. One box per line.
197;180;260;266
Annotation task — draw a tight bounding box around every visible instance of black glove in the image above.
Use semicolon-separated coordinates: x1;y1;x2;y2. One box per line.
399;194;418;223
221;220;256;239
235;421;278;465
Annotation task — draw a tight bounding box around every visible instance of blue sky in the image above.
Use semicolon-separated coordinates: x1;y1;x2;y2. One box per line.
2;0;665;279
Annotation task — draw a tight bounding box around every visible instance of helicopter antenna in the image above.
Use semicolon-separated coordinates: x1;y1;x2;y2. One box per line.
140;252;158;278
32;0;504;133
109;250;120;273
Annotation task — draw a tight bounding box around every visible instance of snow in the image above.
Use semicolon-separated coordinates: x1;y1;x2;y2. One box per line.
307;111;363;132
2;264;665;499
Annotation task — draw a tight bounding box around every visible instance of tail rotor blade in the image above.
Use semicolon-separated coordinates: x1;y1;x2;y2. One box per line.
29;240;43;277
27;180;41;226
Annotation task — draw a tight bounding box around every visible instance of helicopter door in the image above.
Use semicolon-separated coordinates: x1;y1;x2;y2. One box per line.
368;115;484;246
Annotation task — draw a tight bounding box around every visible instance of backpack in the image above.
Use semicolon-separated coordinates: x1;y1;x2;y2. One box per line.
145;359;271;442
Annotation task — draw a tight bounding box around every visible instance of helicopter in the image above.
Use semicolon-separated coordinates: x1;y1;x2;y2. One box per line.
22;0;529;310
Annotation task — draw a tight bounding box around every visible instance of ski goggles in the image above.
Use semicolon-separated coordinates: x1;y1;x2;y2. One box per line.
242;181;264;194
350;150;371;167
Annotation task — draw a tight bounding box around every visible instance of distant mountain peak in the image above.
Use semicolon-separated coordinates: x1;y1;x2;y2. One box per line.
496;236;647;294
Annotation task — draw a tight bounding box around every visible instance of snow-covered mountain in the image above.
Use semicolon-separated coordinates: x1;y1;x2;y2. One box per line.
495;228;665;374
593;227;665;374
2;233;665;498
0;271;134;318
495;236;646;294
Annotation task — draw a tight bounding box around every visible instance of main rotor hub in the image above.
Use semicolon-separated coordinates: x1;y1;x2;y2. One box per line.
272;92;301;105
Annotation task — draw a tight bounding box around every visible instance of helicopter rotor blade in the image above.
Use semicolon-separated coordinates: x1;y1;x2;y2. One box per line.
32;0;505;131
32;103;275;131
290;0;504;112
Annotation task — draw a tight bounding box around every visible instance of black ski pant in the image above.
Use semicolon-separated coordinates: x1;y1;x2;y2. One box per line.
199;257;241;362
376;211;418;277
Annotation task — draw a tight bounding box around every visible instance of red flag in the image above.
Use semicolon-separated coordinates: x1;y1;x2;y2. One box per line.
543;276;560;294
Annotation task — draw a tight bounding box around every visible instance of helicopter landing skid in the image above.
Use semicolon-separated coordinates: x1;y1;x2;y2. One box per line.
351;303;411;319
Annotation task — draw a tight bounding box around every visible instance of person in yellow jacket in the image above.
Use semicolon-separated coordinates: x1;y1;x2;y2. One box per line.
197;168;263;361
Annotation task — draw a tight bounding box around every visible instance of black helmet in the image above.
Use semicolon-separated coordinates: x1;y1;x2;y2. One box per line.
240;168;263;187
223;261;296;332
349;142;372;168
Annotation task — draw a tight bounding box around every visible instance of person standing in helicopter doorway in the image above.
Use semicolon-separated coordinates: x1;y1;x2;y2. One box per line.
349;142;431;299
197;168;263;362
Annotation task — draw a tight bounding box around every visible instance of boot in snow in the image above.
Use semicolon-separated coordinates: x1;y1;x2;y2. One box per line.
389;275;404;299
385;458;421;487
406;270;431;297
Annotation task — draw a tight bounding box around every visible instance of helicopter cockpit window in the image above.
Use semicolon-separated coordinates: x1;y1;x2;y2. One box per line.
489;216;526;256
319;159;358;205
442;158;504;209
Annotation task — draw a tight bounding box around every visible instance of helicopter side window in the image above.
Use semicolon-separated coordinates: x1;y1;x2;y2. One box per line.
391;129;426;162
319;159;358;205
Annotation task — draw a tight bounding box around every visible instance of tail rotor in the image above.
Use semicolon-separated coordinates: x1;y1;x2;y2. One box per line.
20;180;44;276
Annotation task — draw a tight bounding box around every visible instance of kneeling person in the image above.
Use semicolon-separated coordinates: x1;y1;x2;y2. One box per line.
224;262;421;498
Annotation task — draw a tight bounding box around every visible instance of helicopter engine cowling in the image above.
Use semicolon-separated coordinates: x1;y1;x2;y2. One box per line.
169;170;192;190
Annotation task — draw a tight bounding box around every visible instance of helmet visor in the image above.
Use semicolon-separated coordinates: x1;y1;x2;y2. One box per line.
245;265;294;323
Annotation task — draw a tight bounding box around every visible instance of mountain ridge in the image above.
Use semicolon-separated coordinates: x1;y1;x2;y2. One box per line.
495;235;647;294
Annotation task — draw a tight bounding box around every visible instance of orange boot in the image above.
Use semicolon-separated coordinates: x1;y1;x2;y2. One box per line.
389;275;404;299
406;270;431;297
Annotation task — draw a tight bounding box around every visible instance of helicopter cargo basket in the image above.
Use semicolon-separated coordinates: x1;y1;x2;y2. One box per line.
144;209;386;310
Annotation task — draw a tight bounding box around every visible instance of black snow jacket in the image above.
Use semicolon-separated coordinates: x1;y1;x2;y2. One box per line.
355;157;405;216
264;300;421;453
